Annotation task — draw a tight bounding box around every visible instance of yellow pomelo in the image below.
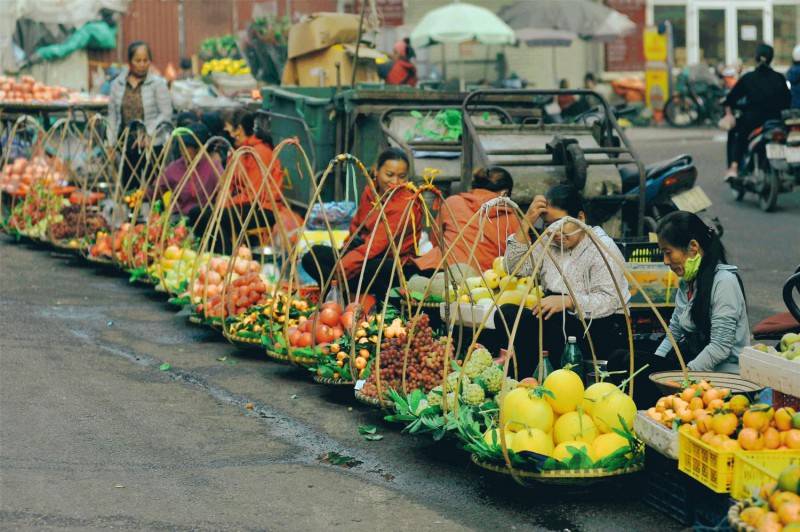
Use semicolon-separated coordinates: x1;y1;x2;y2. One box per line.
469;287;493;302
552;440;595;463
492;256;507;277
592;390;637;434
465;277;486;290
582;382;619;415
482;270;500;290
496;290;525;306
510;428;554;456
498;276;518;292
553;411;598;444
502;387;554;433
483;428;514;449
543;368;585;414
592;432;631;460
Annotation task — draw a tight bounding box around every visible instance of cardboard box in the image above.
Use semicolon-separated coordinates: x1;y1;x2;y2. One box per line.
282;44;383;87
287;13;362;60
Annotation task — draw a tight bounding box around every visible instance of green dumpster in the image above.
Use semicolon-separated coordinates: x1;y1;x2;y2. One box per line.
260;86;338;207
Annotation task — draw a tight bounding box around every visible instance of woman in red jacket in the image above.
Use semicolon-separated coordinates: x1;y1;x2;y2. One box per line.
301;148;423;301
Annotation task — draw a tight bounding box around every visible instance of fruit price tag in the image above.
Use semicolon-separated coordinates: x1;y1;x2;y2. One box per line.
355;379;366;391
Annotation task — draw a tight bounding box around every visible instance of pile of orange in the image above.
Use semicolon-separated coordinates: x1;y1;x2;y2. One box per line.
646;379;733;428
647;380;800;451
738;465;800;531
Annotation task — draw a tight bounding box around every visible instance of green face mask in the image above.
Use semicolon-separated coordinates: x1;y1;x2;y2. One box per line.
682;254;702;282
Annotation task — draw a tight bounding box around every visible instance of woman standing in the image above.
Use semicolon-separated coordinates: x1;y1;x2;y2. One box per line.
653;211;748;373
107;41;173;189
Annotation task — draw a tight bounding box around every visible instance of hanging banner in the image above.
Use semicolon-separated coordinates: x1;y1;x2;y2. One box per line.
604;0;646;71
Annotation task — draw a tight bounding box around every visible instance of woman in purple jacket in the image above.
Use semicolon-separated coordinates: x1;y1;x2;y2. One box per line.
152;122;221;224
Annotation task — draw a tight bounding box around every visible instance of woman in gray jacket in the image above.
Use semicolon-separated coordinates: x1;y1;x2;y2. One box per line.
654;211;749;373
107;41;173;189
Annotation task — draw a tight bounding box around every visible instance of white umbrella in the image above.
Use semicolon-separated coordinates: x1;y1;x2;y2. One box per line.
410;2;517;90
499;0;636;42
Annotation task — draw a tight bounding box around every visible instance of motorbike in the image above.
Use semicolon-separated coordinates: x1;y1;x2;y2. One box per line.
727;110;800;212
588;153;723;236
663;65;727;128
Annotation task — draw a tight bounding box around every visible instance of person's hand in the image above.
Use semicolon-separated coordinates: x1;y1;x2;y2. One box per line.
532;294;574;320
525;195;548;226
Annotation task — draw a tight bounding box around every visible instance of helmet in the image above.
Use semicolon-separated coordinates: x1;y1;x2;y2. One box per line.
793;44;800;63
755;43;774;65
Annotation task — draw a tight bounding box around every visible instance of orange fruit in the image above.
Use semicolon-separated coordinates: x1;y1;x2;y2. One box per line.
757;512;783;532
701;431;717;444
778;501;800;526
696;412;713;434
679;423;700;439
744;408;772;432
720;438;741;452
738;427;765;450
760;481;778;500
707;398;725;411
681;387;696;402
763;427;781;450
711;412;739;436
786;429;800;450
729;394;750;415
354;356;367;370
776;407;797;431
740;506;767;525
703;388;722;406
770;491;799;512
679;409;694;423
710;434;728;448
689;396;704;411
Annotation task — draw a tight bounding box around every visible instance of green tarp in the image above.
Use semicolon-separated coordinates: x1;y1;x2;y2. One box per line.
35;21;116;62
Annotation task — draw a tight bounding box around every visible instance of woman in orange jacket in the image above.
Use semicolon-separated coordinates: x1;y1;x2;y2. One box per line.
196;110;286;252
413;166;519;274
301;148;423;301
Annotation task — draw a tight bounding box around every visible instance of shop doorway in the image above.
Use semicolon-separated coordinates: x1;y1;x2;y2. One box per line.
737;8;764;67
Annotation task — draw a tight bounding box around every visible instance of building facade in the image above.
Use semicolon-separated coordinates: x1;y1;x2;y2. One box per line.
649;0;799;68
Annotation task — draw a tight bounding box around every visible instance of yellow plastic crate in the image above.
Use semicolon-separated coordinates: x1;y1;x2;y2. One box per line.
678;431;735;493
731;451;800;500
679;431;800;495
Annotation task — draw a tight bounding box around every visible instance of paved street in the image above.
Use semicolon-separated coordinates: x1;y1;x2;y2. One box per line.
1;126;797;531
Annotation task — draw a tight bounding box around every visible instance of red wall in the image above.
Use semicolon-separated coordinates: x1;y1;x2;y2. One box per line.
605;0;646;72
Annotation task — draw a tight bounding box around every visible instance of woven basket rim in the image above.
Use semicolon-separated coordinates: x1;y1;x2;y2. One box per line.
266;348;290;362
223;329;264;346
470;454;644;480
313;374;355;386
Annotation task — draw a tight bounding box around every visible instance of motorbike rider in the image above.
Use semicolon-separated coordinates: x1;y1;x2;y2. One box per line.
723;43;791;181
787;44;800;109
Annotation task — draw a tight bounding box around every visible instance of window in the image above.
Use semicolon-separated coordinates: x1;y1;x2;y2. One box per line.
654;5;687;66
738;9;764;68
774;4;800;66
699;9;726;66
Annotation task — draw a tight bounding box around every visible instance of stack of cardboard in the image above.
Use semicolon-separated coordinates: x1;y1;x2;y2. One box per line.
281;13;385;87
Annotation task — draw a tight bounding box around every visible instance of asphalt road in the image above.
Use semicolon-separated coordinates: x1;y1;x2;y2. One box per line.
0;245;674;531
1;126;796;531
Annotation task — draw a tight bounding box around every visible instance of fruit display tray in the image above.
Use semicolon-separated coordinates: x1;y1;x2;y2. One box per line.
634;410;678;460
739;346;800;397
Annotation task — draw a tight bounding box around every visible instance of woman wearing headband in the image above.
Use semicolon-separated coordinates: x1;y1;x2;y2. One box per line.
496;184;630;378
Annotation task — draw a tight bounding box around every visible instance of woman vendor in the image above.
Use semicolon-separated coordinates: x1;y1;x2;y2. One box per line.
652;211;748;373
301;147;423;302
195;110;285;252
495;184;630;378
107;41;173;190
150;122;221;224
412;166;519;273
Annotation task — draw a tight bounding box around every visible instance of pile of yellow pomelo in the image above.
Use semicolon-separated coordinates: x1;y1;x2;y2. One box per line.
483;367;637;465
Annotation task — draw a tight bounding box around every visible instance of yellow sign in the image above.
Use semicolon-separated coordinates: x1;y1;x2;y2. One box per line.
643;28;668;62
645;69;669;111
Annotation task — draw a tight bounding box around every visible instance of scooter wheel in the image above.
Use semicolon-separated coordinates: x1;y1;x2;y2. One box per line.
758;168;780;212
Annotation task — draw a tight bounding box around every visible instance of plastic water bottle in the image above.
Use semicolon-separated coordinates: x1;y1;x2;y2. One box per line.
534;350;554;382
561;336;585;380
325;279;344;308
